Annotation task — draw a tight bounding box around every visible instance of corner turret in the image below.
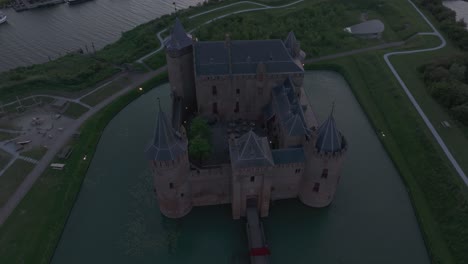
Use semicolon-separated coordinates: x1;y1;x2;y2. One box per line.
284;31;306;64
299;106;347;208
146;101;192;218
164;18;197;126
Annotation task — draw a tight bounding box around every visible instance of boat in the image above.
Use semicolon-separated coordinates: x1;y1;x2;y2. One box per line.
0;12;6;25
67;0;93;5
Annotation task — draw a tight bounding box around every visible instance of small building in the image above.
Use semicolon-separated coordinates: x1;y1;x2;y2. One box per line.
344;19;385;39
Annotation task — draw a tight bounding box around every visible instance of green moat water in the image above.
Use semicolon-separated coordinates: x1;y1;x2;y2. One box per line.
52;71;430;263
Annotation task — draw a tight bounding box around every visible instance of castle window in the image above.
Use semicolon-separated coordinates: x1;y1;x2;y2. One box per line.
180;193;184;197
313;183;320;192
234;101;239;113
212;102;218;114
236;88;240;95
258;86;263;95
212;85;217;95
295;168;301;174
321;169;328;179
250;176;255;182
169;182;174;189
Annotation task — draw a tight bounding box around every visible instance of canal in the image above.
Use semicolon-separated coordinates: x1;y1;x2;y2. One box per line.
443;0;468;29
51;71;429;263
0;0;202;72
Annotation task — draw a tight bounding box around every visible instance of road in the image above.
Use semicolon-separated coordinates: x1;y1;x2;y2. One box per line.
383;0;468;186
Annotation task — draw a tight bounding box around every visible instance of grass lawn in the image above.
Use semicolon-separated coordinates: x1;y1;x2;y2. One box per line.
80;76;131;106
0;132;19;142
307;44;468;263
0;149;12;172
62;102;89;119
21;146;49;161
0;160;35;208
0;55;119;102
0;72;168;264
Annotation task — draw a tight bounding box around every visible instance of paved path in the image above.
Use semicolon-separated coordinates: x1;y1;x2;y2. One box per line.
0;67;167;225
305;41;405;63
383;0;468;186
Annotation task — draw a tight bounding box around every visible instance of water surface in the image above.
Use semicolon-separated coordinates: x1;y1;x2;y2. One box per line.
0;0;202;72
52;71;429;263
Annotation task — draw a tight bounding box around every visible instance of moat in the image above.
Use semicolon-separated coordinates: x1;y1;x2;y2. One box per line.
52;71;430;263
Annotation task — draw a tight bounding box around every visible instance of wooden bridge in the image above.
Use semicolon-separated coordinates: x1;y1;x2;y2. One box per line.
246;204;270;264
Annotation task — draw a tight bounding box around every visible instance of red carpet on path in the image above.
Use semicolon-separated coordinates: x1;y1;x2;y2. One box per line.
250;247;271;256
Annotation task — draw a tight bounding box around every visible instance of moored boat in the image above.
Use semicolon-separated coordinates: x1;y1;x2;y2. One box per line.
67;0;93;5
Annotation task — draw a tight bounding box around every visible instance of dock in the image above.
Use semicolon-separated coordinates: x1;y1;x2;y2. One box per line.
12;0;64;12
246;207;270;264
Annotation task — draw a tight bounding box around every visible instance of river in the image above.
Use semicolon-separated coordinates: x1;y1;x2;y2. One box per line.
0;0;203;72
51;71;430;263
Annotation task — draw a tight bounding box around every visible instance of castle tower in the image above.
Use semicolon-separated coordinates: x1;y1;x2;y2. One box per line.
146;102;192;218
164;18;196;122
299;107;347;207
284;32;305;87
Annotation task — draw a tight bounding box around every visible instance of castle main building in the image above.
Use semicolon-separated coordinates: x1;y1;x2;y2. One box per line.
146;18;348;219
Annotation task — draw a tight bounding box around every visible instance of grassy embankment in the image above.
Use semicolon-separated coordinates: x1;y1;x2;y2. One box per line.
0;72;168;264
145;0;430;69
0;149;11;171
306;34;468;263
80;76;132;106
62;102;89;119
21;146;49;161
0;160;35;208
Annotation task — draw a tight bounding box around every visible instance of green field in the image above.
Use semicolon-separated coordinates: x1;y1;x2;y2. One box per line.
21;146;49;161
0;72;168;264
62;102;89;119
0;131;18;142
0;149;12;172
0;160;35;208
0;55;119;102
80;76;132;106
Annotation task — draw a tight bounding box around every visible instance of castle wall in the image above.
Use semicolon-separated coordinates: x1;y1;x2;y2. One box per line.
167;47;196;111
195;74;288;121
151;152;192;218
189;164;232;206
299;150;346;208
232;167;273;219
270;162;305;200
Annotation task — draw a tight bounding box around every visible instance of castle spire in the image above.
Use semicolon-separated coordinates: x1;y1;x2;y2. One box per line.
146;103;187;161
315;104;344;153
164;17;193;51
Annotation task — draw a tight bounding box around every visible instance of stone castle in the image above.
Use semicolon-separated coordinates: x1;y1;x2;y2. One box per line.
146;18;347;219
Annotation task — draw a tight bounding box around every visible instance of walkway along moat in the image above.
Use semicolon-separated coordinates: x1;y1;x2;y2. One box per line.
51;71;430;263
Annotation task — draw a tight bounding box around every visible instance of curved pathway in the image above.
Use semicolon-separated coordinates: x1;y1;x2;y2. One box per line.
383;0;468;186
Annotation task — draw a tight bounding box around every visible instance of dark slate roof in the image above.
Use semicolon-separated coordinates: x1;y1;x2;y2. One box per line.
164;18;193;51
315;111;344;153
230;130;274;168
146;106;187;161
272;147;305;164
270;77;311;137
194;40;303;76
284;31;297;55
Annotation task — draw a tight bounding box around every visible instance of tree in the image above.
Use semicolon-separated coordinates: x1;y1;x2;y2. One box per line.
189;136;212;163
189;116;211;139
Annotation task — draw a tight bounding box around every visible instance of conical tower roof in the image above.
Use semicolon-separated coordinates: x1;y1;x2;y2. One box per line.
230;130;274;168
146;102;187;161
315;107;344;153
284;31;297;50
164;17;193;51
